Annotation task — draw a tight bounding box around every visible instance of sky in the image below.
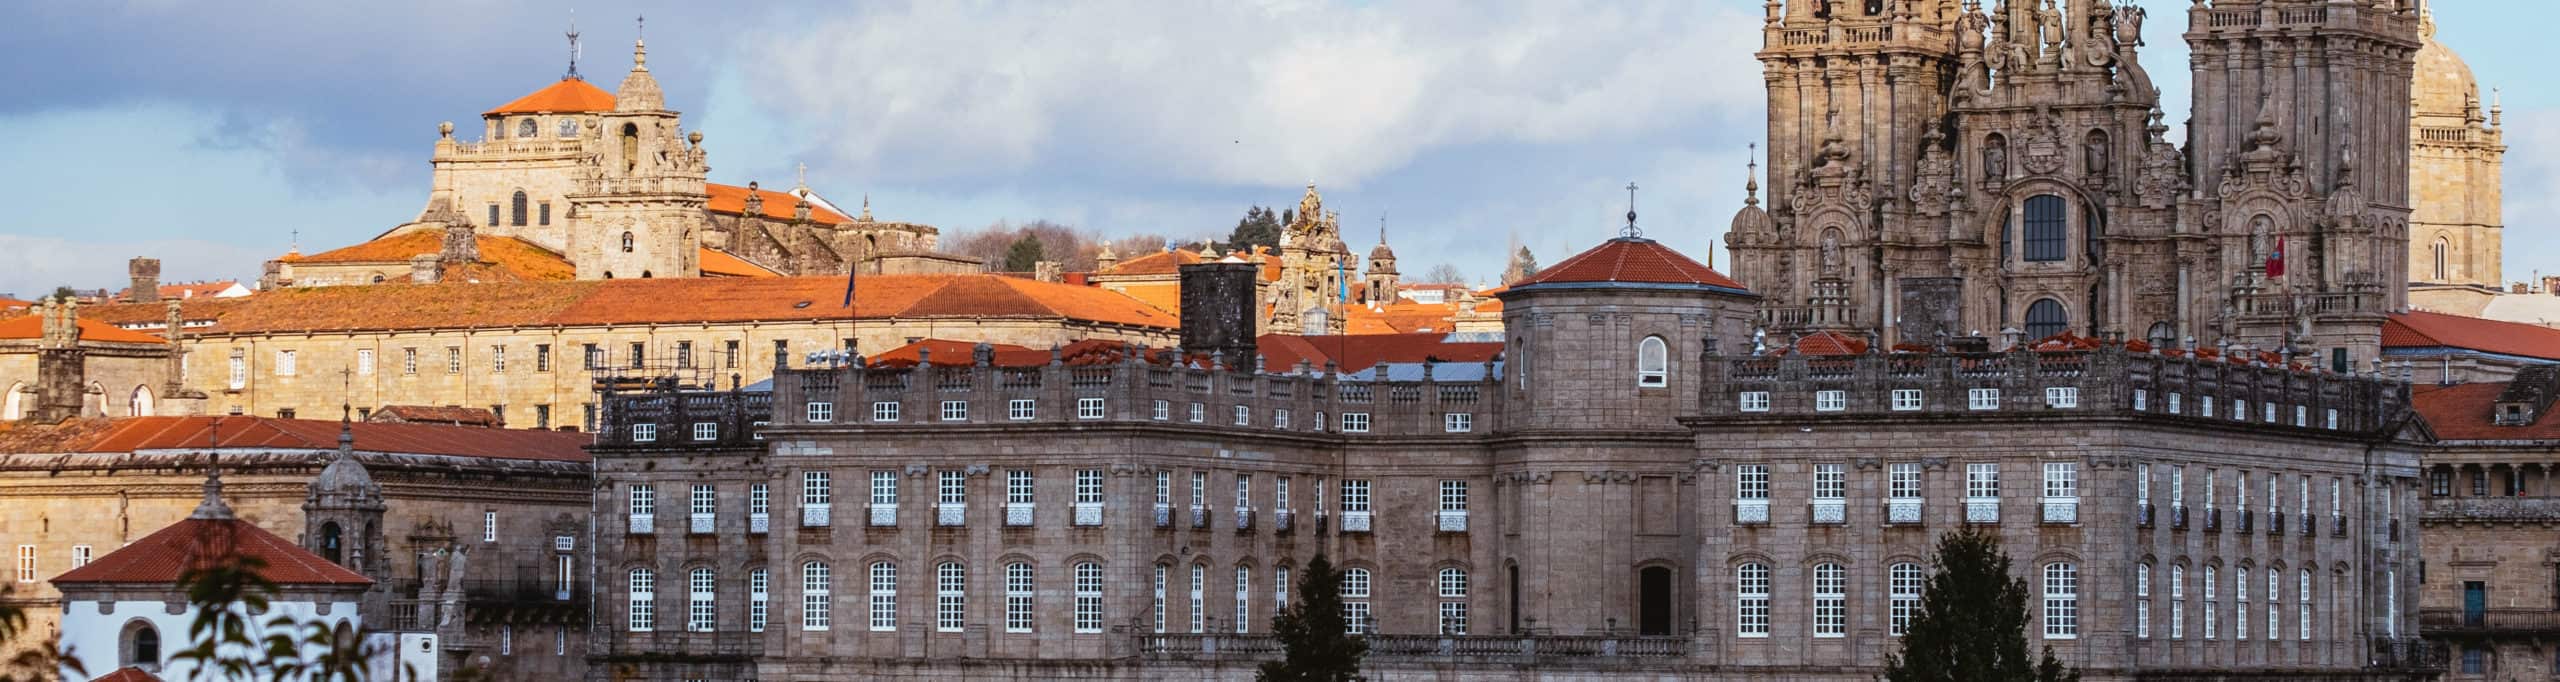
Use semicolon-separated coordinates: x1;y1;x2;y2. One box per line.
0;0;2550;297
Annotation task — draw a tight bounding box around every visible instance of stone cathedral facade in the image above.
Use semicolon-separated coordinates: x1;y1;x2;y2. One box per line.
1727;0;2421;372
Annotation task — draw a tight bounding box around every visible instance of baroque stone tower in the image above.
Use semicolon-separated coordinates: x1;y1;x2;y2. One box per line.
568;36;709;279
2405;9;2506;306
1728;0;2420;371
1267;184;1354;335
303;414;389;590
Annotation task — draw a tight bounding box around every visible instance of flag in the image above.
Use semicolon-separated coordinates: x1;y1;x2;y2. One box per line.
1337;259;1349;303
2265;237;2286;278
841;263;858;308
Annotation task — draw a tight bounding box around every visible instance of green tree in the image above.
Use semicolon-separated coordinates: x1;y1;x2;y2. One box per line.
1227;205;1283;254
1886;528;2078;682
1258;553;1366;682
0;585;81;681
1002;234;1047;272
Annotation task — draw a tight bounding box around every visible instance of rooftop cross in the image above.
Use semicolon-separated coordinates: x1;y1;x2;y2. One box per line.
566;11;583;80
1623;181;1642;239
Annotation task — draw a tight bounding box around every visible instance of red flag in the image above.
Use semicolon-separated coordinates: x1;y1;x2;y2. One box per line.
2265;236;2285;278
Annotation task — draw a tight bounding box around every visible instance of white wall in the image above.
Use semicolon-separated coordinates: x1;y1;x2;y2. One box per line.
61;597;363;681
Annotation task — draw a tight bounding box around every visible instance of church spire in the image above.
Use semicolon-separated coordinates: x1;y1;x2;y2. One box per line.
1744;143;1761;207
191;421;233;520
564;11;584;81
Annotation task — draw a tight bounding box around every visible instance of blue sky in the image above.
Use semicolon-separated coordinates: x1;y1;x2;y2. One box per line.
0;1;2549;296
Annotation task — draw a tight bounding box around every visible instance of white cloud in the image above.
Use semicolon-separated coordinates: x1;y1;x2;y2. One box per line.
745;0;1767;187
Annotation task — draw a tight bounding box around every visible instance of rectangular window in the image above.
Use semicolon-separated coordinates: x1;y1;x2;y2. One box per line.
1438;569;1468;635
774;339;789;368
1235;474;1253;511
2202;395;2216;418
1190;565;1207;633
1188;402;1205;423
2204;567;2218;639
689;485;716;524
448;346;464;374
1152;399;1169;421
1341;480;1371;513
355;348;374;376
482;510;499;543
1341;569;1371;634
2134;388;2148;410
628;569;655;631
1155;472;1171;506
1889;462;1922;499
936;563;966;632
725;340;740;368
1890;563;1923;636
490;345;507;373
630;423;656;442
2168;392;2182;414
539;202;551;225
1815;390;1847;411
1739;391;1771;412
1153;565;1169;634
1077;397;1105;420
2044;563;2079;639
691;422;717;441
675;341;693;369
2136;565;2152;638
1736;563;1770;638
1439;480;1469;512
2045;386;2079;408
2171;565;2185;639
1233;404;1250;426
866;563;895;631
1814;464;1846;500
1735;464;1770;524
2044;462;2078;499
1890;388;1922;411
271;349;295;377
227;350;247;389
870;401;899;422
940;470;967;505
70;545;89;568
627;342;644;369
1191;471;1208;509
1005;563;1035;633
1341;412;1370;433
1009;399;1036;421
1234;566;1252;633
1968;388;2001;410
940;400;970;421
1967;463;2000;499
1273;408;1290;429
582;344;601;371
13;546;31;583
1813;563;1846;637
750;568;770;632
690;569;717;632
1444;412;1473;433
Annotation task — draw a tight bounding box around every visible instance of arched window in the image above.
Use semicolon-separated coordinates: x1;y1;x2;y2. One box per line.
2134;562;2153;639
2025;299;2068;340
627;568;656;632
1341;567;1372;634
558;117;580;138
1735;563;1771;637
621;232;636;253
1812;562;1846;637
1889;562;1924;636
621;123;640;172
1;382;20;420
1637;336;1669;388
2146;322;2176;350
1073;561;1104;633
1004;562;1034;633
2023;195;2066;261
2044;562;2079;639
640;271;652;279
129;385;153;417
319;522;343;564
689;567;717;632
511;191;529;227
517;118;538;139
1438;568;1469;635
804;561;834;631
2432;238;2449;281
122;620;160;669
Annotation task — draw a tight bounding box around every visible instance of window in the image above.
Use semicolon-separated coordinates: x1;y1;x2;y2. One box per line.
2136;563;2152;638
1191;471;1208;509
750;568;770;632
2022;194;2066;262
2134;388;2148;410
2429;469;2451;497
1637;336;1669;387
2045;386;2078;408
227;350;246;389
2167;392;2181;414
482;510;499;543
2264;401;2278;423
870;401;898;422
2202;396;2216;418
1735;464;1771;523
489;204;501;227
2044;562;2078;638
1440;480;1469;512
1813;464;1846;524
621;232;635;253
1740;391;1771;412
1889;462;1921;499
750;482;771;522
691;422;717;441
1152;564;1170;633
689;568;717;632
1341;412;1370;433
1341;480;1370;514
2044;462;2078;500
1967;463;2000;500
1075;470;1104;509
939;470;967;510
539;201;552;226
352;348;374;376
936;562;967;632
1152;400;1169;421
1891;388;1922;411
491;345;509;373
802;471;833;527
1276;566;1292;611
1968;388;2001;410
1233;404;1250;426
627;568;656;631
509;190;530;226
628;484;657;522
1438;568;1470;635
1342;568;1372;634
1273;408;1291;429
1815;390;1847;411
1736;563;1771;637
865;562;894;631
1235;474;1253;511
1871;562;1919;637
1189;564;1207;633
449;346;464;374
1010;399;1036;421
12;545;30;583
1001;563;1034;633
2461;648;2486;675
2203;565;2219;639
1188;402;1205;423
501;625;512;655
1073;562;1103;633
1008;469;1035;506
274;350;296;377
1444;412;1473;433
71;545;89;568
2298;570;2312;640
1813;562;1846;637
1235;566;1252;633
582;344;601;371
2235;567;2250;640
2023;299;2068;340
627;342;643;369
2170;565;2186;639
1077;397;1105;420
940;400;969;421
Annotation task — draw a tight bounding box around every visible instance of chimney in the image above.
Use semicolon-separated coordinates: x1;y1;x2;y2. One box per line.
1178;261;1261;371
1034;260;1063;283
33;297;88;423
411;254;443;284
260;259;289;290
441;222;479;264
129;257;162;303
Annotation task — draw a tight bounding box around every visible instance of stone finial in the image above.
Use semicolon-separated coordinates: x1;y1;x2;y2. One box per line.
191;450;234;520
438;121;454;139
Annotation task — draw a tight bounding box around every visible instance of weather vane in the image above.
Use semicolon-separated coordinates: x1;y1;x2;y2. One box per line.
565;10;583;80
1622;181;1642;239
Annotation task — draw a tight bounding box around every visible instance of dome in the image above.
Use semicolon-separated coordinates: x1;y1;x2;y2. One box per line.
1729;203;1772;235
2412;22;2479;121
1368;242;1396;261
306;425;383;507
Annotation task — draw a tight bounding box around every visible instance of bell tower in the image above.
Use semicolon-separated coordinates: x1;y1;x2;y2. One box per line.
569;28;708;280
303;413;388;590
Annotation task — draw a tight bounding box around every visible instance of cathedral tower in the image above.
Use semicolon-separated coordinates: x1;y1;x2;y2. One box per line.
2405;10;2506;310
568;36;709;280
303;415;389;590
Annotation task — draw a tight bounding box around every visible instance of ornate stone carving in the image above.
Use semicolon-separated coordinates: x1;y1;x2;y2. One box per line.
2020;110;2067;175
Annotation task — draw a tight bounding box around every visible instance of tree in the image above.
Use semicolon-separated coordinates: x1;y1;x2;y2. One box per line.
1227;206;1283;254
1420;264;1467;286
1886;528;2078;682
1258;554;1366;682
1002;234;1047;273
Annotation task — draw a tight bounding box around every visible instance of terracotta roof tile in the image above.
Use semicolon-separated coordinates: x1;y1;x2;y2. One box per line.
706;183;852;225
484;78;616;116
370;405;503;427
2413;382;2560;440
1510;237;1747;292
1254;333;1503;374
699;248;782;278
0;314;167;344
93;668;163;682
2384;310;2560;361
0;416;591;462
1098;249;1204;277
285;231;575;283
53;516;371;587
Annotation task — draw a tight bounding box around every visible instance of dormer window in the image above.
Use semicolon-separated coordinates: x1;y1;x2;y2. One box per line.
2495;403;2531;426
1637;336;1668;388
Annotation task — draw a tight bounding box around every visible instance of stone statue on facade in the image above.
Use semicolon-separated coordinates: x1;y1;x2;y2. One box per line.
1984;136;2009;181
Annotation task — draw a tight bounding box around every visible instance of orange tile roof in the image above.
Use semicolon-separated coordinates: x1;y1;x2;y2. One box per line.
869;339;1040;367
1511;237;1748;292
1255;333;1503;373
1344;300;1465;335
2413;382;2560;441
1107;282;1185;321
0;313;167;344
93;668;163;682
0;297;29;310
484;78;616;116
1098;249;1204;276
371;405;503;427
706;183;852;224
0;416;592;462
700;248;782;278
285;231;576;283
2384;310;2560;361
53;515;370;587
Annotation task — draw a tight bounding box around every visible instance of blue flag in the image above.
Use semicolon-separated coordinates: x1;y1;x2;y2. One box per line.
841;264;857;308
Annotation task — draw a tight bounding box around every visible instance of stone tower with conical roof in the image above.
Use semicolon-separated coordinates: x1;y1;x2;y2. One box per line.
1363;225;1399;305
567;34;710;280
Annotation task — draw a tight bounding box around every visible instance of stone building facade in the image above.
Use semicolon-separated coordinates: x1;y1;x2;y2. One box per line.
2410;367;2560;680
1727;0;2422;372
587;235;2433;680
2404;11;2511;315
0;297;199;423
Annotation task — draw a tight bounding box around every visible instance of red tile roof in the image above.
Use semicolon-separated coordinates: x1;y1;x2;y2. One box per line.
2413;382;2560;441
284;230;576;282
2384;310;2560;361
0;313;168;344
0;416;592;462
1255;333;1504;373
53;515;370;587
0;297;30;311
370;405;503;428
115;281;247;302
485;78;616;116
1510;238;1747;292
699;248;782;278
92;668;163;682
869;339;1041;367
706;183;853;225
1098;249;1205;277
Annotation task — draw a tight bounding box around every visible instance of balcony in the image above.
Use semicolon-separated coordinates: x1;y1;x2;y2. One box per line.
2419;608;2560;635
803;505;832;528
1074;502;1104;527
2204;508;2221;532
1886;499;1922;525
1153;503;1172;529
868;504;897;527
748;513;770;534
937;504;967;527
2331;515;2346;538
2136;501;2152;528
2172;506;2189;530
1314;512;1331;535
1964;499;1999;524
1190;506;1212;529
1734;500;1770;525
1235;508;1257;532
455;578;590;607
1437;510;1469;533
2369;637;2447;672
2235;510;2252;534
1005;503;1035;527
689;513;716;535
1139;632;1688;664
1275;509;1295;533
1810;500;1846;525
2040;498;2078;524
1341;511;1372;533
599;631;764;661
2301;514;2316;536
628;514;655;535
2268;511;2284;535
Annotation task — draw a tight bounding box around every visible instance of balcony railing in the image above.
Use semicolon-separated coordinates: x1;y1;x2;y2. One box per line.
1235;508;1257;532
1005;503;1035;527
2040;498;2078;524
1886;499;1922;525
2136;501;2152;528
1275;509;1295;533
1190;506;1211;529
1153;503;1172;529
2423;497;2560;523
1735;500;1770;525
2268;511;2284;535
2204;508;2221;532
689;513;716;535
1437;510;1469;533
937;504;966;527
804;505;833;528
868;504;897;527
1810;500;1845;525
2331;514;2346;538
2418;608;2560;635
1139;633;1688;663
1341;511;1372;533
2369;637;2447;671
628;514;655;535
2235;510;2252;534
1964;499;1999;524
599;631;763;659
2172;506;2189;530
748;513;770;534
1074;502;1103;527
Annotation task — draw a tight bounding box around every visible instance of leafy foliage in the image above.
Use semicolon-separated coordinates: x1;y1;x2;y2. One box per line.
1257;554;1366;682
1885;528;2078;682
0;585;81;682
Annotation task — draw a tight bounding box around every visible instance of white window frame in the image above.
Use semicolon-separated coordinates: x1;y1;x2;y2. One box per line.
1008;399;1036;421
691;422;717;441
1636;335;1669;388
1342;568;1372;634
806;401;835;423
2044;562;2079;639
750;568;770;632
1736;563;1770;638
1890;562;1922;636
807;561;837;631
2045;386;2079;408
1152;399;1169;421
274;349;296;377
1073;562;1103;633
1233;404;1251;426
1968;387;2001;410
627;568;655;632
1890;388;1922;411
940;400;970;421
1188;402;1205;423
1813;562;1846;638
870;401;900;422
1444;412;1473;433
1340;412;1370;433
936;562;967;632
689;568;717;633
1004;562;1035;633
1076;397;1105;420
630;423;657;443
1814;389;1847;412
1739;391;1771;412
866;561;896;632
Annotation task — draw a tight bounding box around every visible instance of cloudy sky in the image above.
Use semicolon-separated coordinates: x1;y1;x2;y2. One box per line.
0;1;2547;296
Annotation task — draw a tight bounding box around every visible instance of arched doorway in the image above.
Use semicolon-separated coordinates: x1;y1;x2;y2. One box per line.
1638;565;1673;636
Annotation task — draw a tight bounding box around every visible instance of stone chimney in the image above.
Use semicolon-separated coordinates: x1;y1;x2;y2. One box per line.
411;254;443;284
1034;260;1063;283
441;222;479;264
33;297;88;423
260;259;289;290
1178;261;1261;371
129;257;162;303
